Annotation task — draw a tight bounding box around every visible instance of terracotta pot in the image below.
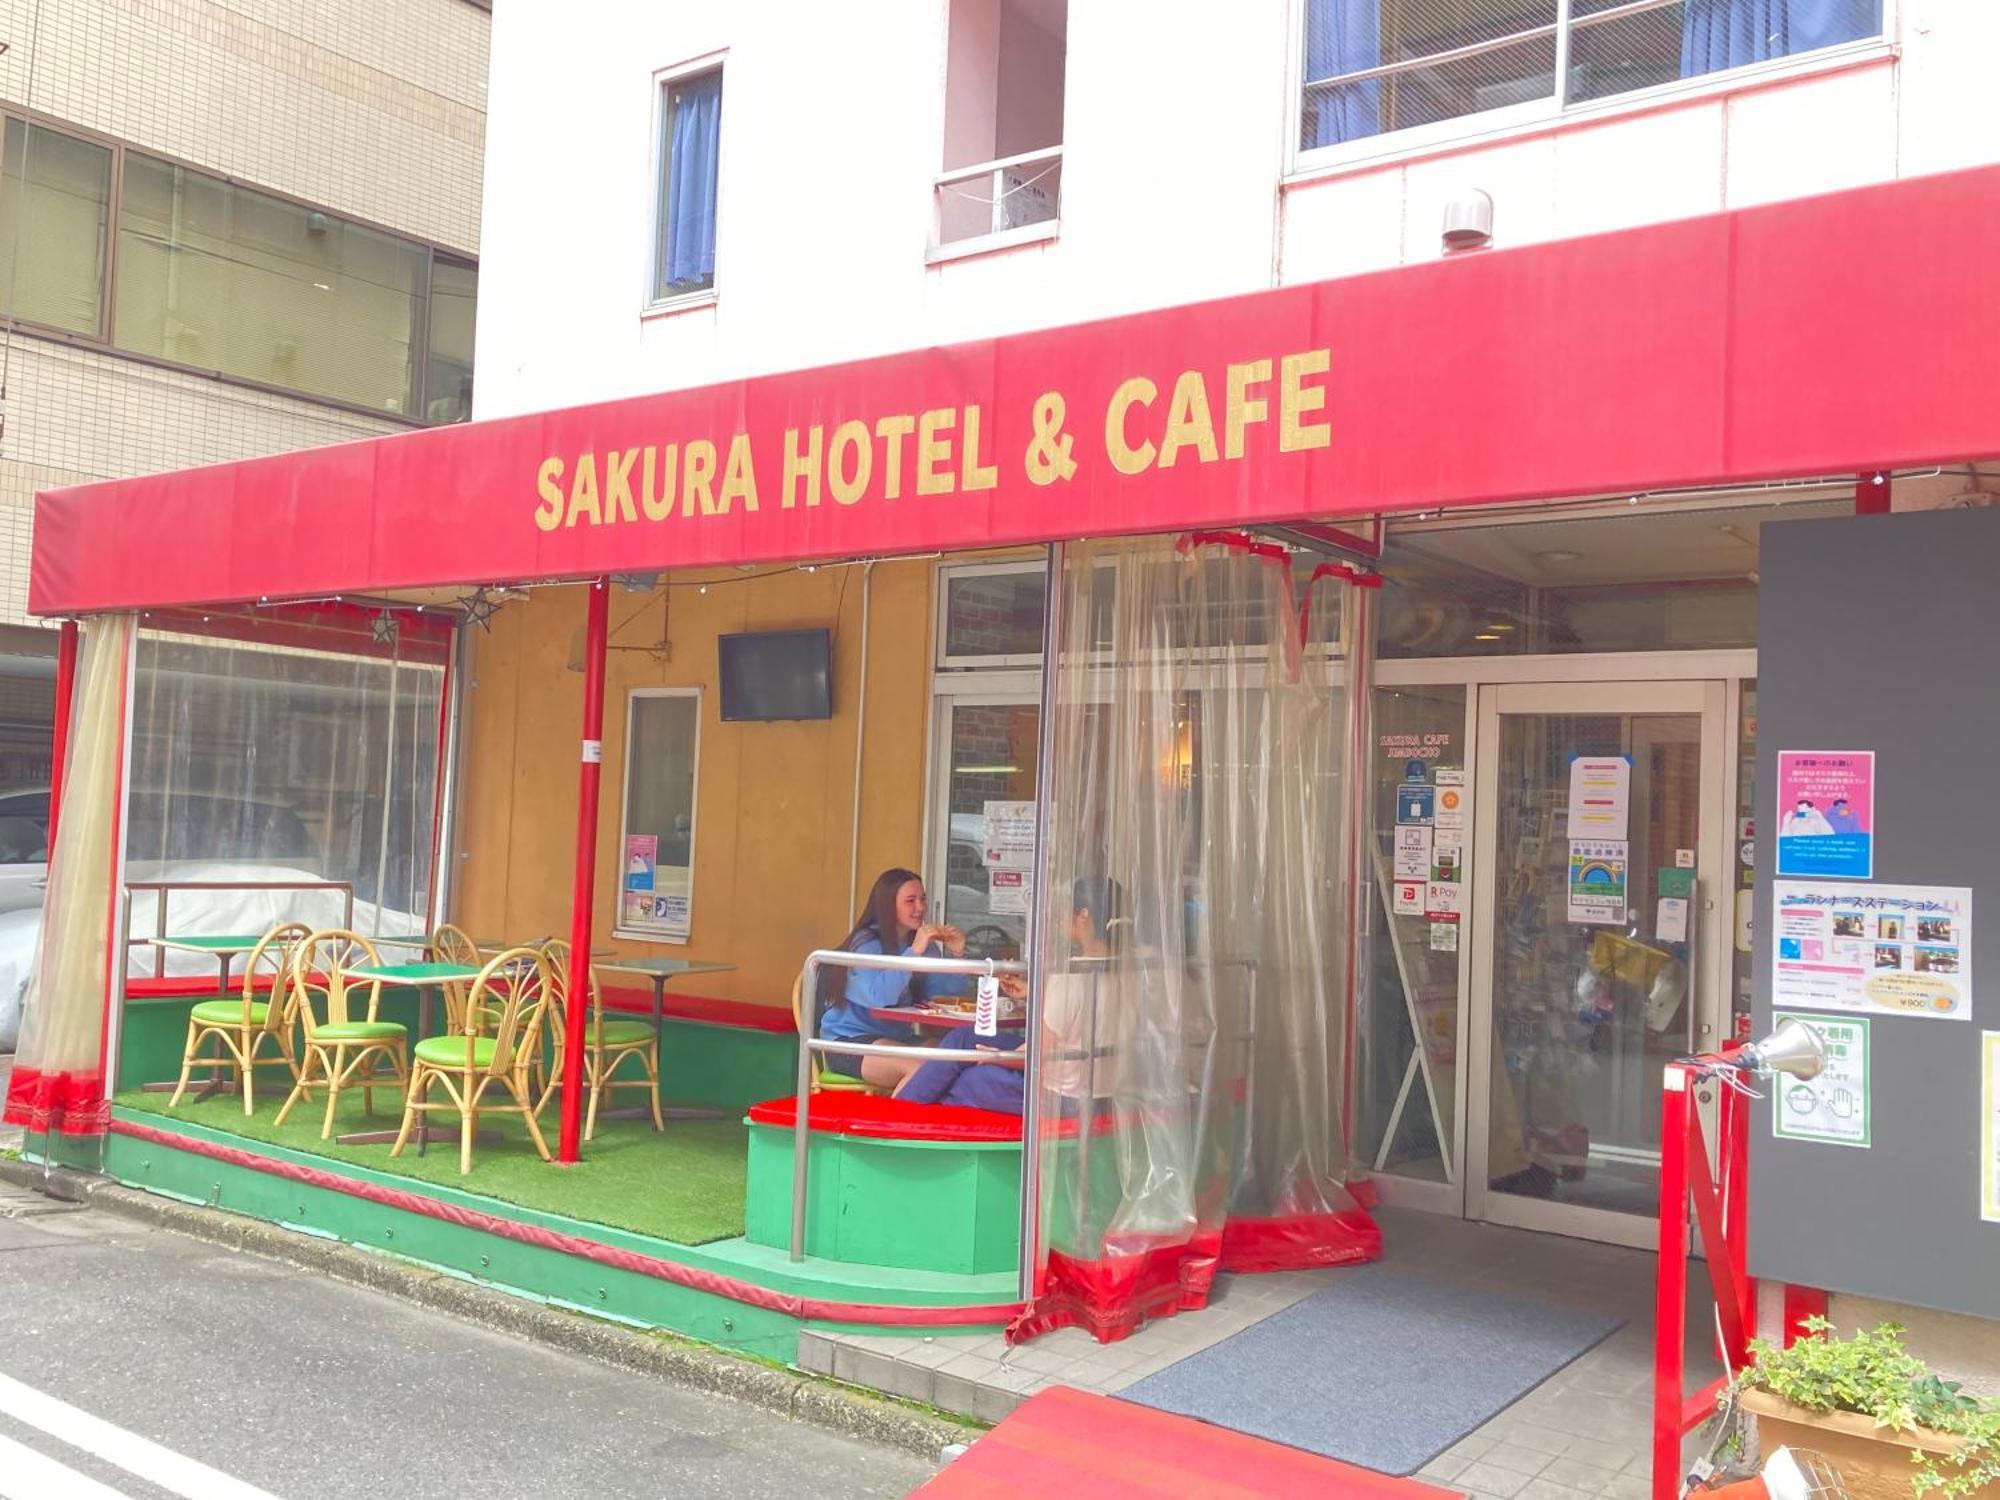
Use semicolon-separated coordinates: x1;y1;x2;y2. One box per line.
1740;1388;1998;1500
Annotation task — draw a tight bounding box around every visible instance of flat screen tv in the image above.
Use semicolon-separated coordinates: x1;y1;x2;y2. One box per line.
717;629;833;722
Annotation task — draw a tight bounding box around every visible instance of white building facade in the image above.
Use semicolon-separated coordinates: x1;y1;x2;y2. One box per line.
475;0;1987;422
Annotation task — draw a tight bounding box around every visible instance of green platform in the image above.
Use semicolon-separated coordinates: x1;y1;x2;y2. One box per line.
744;1120;1022;1276
98;1103;1016;1357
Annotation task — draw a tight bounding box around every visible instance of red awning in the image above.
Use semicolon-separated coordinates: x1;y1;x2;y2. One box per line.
31;162;2000;616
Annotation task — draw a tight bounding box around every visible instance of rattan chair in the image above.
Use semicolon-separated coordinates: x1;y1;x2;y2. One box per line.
791;971;879;1095
275;928;409;1139
167;921;311;1115
429;921;483;1031
535;938;664;1140
393;946;553;1175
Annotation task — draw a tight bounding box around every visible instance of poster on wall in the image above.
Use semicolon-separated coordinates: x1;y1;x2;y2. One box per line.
1772;1012;1870;1148
989;868;1030;916
1567;839;1629;924
1776;751;1875;880
1567;756;1631;838
1983;1033;2000;1224
1773;881;1972;1020
622;835;657;927
983;800;1036;870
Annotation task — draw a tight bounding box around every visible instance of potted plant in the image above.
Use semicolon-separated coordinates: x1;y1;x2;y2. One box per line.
1731;1319;2000;1500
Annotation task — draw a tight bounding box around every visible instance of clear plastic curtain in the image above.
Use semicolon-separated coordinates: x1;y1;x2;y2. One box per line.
4;613;135;1151
1018;536;1378;1345
122;615;446;973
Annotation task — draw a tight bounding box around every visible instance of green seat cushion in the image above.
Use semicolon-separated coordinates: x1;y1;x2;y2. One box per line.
595;1019;655;1047
190;1000;269;1026
311;1020;405;1043
815;1067;872;1091
414;1035;496;1068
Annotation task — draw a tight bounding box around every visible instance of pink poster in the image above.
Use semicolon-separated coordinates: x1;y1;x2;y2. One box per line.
1776;751;1874;880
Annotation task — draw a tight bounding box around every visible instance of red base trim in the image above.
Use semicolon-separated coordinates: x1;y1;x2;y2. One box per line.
108;1118;1020;1328
1218;1208;1383;1275
1009;1237;1222;1346
3;1066;108;1136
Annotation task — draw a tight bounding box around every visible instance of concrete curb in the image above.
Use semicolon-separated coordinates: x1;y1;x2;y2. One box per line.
0;1156;977;1461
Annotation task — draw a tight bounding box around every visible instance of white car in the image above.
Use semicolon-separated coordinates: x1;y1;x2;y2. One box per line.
0;859;423;1052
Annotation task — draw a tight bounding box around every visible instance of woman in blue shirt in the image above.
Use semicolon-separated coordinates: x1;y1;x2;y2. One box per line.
818;866;971;1091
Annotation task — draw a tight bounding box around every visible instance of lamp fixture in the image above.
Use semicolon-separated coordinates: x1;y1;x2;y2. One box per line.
1736;1017;1826;1082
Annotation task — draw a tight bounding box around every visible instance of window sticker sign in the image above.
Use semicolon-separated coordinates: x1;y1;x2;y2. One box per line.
1567;840;1629;925
1773;1013;1869;1147
1777;751;1874;880
1773;881;1971;1020
622;835;657;927
1567;756;1631;838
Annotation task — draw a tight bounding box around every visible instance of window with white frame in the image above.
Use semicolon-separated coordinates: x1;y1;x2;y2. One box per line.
617;689;701;941
936;0;1067;249
1298;0;1882;154
653;66;723;301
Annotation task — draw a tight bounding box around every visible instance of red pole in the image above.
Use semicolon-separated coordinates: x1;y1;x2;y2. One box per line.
46;620;78;848
557;580;609;1164
1782;1284;1828;1348
1653;1063;1692;1500
1855;470;1890;515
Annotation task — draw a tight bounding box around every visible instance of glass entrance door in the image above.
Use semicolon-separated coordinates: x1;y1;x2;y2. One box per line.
1468;680;1727;1246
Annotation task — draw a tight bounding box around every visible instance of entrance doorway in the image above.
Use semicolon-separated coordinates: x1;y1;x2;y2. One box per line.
1364;660;1748;1249
1465;680;1730;1246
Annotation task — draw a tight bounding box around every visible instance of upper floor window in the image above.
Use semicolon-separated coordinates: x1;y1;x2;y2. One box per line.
0;121;111;338
1299;0;1882;154
0;116;477;423
935;0;1066;251
653;68;722;301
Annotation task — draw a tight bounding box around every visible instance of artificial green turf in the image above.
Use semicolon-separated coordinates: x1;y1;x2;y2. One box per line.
113;1085;748;1247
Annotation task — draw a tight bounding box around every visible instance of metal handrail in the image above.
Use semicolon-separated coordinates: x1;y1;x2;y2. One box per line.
791;947;1028;1262
931;143;1062;190
124;879;355;977
933;145;1062;240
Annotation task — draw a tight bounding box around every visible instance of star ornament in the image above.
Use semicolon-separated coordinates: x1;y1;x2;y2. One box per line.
462;587;502;632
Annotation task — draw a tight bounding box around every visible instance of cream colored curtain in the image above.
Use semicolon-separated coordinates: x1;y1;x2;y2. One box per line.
4;614;135;1143
1017;537;1377;1345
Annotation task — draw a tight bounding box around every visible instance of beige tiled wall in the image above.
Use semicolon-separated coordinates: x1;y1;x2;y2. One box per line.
0;0;489;630
0;0;486;250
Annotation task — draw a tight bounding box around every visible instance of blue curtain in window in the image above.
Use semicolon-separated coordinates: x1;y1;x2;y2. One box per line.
1303;0;1381;149
1681;0;1879;77
662;72;722;291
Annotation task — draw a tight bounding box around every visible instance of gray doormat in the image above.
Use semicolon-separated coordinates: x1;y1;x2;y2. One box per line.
1119;1264;1624;1476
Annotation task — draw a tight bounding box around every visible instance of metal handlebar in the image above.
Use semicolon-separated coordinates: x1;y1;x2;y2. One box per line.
790;947;1028;1262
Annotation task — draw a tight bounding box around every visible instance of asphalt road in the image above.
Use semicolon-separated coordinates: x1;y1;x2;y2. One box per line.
0;1181;935;1499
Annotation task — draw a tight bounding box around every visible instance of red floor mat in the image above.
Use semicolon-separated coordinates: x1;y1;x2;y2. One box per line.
912;1385;1457;1498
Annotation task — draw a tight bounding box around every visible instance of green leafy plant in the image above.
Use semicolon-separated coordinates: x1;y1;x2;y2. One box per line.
1732;1319;2000;1498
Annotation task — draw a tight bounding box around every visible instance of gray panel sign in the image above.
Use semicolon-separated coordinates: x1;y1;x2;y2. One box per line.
1751;508;1999;1321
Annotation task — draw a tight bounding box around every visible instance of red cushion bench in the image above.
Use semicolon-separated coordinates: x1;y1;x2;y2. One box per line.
746;1092;1023;1143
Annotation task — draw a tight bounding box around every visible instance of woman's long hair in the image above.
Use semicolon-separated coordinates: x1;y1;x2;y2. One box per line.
819;866;923;1017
